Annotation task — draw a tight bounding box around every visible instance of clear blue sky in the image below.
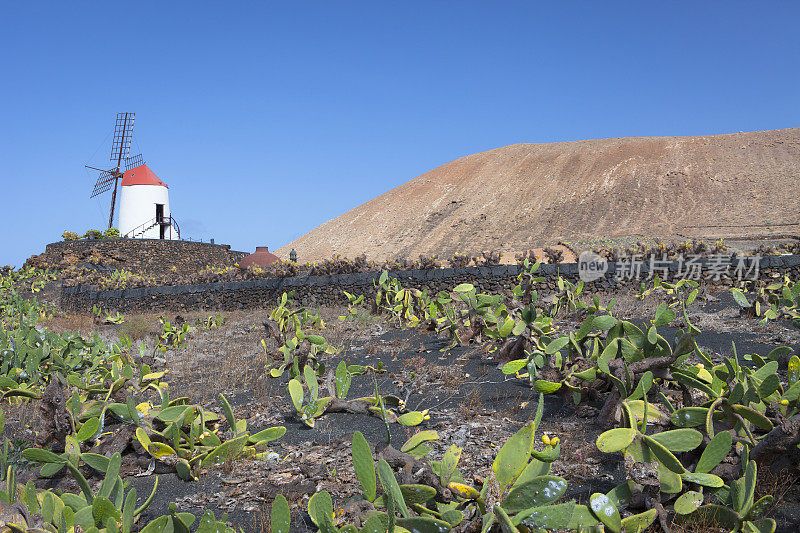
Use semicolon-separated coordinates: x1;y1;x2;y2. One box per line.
2;2;798;267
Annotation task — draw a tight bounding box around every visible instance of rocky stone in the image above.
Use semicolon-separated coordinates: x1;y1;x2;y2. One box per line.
27;239;247;278
59;255;800;314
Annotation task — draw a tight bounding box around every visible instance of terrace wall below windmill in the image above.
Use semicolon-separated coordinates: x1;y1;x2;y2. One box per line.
59;254;800;313
27;239;248;279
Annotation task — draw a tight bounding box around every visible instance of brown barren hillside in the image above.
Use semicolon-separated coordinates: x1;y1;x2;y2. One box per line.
277;128;800;262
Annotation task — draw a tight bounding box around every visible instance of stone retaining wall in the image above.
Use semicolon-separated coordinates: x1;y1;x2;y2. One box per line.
60;255;800;313
30;239;248;278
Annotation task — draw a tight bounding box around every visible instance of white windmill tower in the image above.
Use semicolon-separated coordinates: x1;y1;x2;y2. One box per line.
118;155;180;239
88;113;180;240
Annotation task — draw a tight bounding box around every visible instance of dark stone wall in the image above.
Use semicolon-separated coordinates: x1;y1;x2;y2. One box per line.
33;239;248;278
60;255;800;313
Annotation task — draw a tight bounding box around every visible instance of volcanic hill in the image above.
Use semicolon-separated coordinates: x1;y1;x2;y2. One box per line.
277;128;800;262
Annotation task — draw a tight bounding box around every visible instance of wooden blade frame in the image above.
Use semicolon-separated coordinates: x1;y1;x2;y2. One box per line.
125;153;144;171
87;113;135;230
111;113;135;162
90;170;116;198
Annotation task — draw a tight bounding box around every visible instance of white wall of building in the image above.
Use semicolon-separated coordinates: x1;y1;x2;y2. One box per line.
119;185;177;239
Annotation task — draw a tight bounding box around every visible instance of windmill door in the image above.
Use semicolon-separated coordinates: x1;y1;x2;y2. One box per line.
155;204;165;239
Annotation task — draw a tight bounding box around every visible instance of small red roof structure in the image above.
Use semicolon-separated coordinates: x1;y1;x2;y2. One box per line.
121;164;167;187
239;247;280;269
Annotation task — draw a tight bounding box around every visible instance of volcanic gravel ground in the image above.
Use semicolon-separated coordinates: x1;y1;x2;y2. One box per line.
9;289;800;532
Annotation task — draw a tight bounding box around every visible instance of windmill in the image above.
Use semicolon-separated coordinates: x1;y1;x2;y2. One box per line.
87;113;138;230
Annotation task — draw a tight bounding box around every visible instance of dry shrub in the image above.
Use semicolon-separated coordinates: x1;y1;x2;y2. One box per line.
459;387;483;420
495;390;527;419
753;466;798;515
476;250;502;266
448;253;472;268
121;314;154;341
218;444;244;475
543;247;564;264
671;508;729;532
41;313;96;335
401;355;427;375
515;250;541;264
381;256;414;271
414;255;439;269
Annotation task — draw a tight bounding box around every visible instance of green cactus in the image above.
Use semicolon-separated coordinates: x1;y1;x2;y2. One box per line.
377;459;410;519
492;421;535;490
529;441;560;463
360;514;389;533
335;360;352;398
400;430;439;456
395;516;451;533
397;484;437;506
680;472;724;488
513;502;598;530
397;410;429;426
641;435;685;473
286;367;334;428
175;459;195;481
620;508;658;532
352;431;377;502
788;354;800;386
588;492;621;533
308;491;337;533
492;504;519;533
443;397;580;532
270;494;291;533
437;445;461;486
201;434;249;466
9;451;168;533
597;396;738;529
267;298;334;380
500;476;567;513
218;393;239;436
680;460;776;532
248;426;287;446
596;427;637;453
695;431;733;473
671;406;713;427
674;490;704;515
287;378;304;411
647;428;703;452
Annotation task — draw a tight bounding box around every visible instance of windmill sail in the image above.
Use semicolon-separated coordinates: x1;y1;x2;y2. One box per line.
125;153;144;171
86;112;136;229
90;170;117;198
110;113;135;162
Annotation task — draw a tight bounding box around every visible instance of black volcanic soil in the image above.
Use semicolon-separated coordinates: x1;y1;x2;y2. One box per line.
6;287;800;532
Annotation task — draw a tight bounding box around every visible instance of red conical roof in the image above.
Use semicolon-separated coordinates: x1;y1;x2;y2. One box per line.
121;164;167;187
239;247;280;269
